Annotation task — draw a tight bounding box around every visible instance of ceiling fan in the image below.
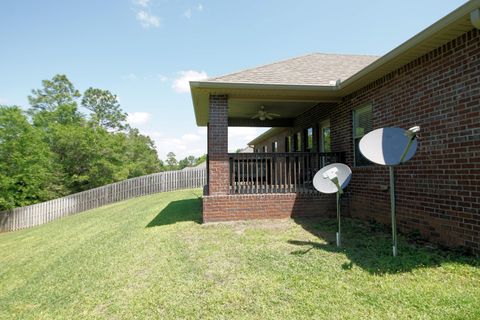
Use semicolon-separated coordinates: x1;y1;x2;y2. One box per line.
250;105;281;121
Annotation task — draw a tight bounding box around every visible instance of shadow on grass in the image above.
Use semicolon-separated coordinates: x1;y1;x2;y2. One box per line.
146;197;202;227
289;217;479;275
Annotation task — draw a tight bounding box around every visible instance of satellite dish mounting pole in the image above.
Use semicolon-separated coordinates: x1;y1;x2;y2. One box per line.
336;191;341;247
389;166;397;257
313;164;352;248
359;125;419;257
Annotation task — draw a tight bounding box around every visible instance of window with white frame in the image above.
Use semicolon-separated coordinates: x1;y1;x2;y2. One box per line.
353;104;373;166
295;132;302;151
306;128;313;151
319;119;331;152
271;141;278;152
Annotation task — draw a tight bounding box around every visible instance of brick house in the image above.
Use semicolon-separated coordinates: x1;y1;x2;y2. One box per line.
190;1;480;254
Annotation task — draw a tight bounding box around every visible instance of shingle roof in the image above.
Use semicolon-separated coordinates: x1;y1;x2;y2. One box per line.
206;53;379;86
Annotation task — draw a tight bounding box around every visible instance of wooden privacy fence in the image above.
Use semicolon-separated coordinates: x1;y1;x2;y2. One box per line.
0;167;207;232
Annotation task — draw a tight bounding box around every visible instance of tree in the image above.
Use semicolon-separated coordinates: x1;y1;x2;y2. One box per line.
81;87;128;131
48;124;129;193
0;106;56;210
1;75;167;209
166;152;178;170
178;155;197;169
195;154;207;166
124;128;163;176
28;74;80;111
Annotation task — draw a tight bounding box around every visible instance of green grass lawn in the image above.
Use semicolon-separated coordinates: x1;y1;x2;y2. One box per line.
1;189;479;319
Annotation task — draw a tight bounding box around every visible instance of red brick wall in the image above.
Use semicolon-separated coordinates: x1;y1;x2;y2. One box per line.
340;29;480;253
207;28;479;254
253;102;336;153
254;128;291;152
208;95;229;195
203;193;340;222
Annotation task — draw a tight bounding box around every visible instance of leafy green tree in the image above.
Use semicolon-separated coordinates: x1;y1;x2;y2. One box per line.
1;75;170;209
81;88;128;131
0;106;56;210
166;152;178;170
178;155;197;169
28;74;80;111
125;128;163;177
48;124;129;192
195;154;207;166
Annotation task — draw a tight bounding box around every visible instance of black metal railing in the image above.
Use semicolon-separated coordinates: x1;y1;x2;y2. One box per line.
228;152;345;194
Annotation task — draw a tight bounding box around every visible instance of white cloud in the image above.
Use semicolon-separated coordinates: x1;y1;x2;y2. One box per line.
127;112;151;125
135;0;150;7
182;133;201;142
183;9;192;19
197;3;203;11
228;127;268;151
172;70;208;93
136;10;160;28
0;97;6;104
138;126;266;160
149;132;205;159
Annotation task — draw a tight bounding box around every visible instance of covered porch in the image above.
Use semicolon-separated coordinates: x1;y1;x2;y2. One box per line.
197;88;346;198
189;53;377;221
191;85;348;221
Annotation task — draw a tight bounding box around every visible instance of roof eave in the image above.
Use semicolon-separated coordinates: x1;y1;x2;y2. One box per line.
190;80;337;91
190;81;339;126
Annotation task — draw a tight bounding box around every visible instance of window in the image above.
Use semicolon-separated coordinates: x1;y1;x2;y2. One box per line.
271;141;278;152
263;145;268;153
306;128;313;151
353;104;373;166
295;132;302;151
320;120;331;152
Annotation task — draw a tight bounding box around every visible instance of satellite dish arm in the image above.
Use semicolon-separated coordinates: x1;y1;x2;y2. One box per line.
400;126;420;163
322;168;343;194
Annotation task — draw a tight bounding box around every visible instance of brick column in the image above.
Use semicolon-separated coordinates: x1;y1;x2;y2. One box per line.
207;95;229;195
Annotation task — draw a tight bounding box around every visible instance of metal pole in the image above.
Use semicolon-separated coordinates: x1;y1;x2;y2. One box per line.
389;166;397;256
336;192;341;247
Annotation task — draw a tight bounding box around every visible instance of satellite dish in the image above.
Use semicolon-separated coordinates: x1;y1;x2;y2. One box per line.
358;126;420;256
359;127;418;166
313;163;352;194
314;163;352;247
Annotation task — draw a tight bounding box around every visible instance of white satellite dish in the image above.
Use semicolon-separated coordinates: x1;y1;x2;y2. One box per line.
359;126;420;256
359;127;418;166
313;163;352;247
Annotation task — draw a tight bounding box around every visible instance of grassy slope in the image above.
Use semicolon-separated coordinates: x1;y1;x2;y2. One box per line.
0;189;479;320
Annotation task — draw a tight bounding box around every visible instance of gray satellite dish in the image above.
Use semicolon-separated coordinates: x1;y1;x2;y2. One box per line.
313;163;352;247
359;127;418;166
359;126;420;256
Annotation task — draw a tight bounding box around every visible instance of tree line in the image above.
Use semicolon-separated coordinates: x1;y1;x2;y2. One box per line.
0;74;205;211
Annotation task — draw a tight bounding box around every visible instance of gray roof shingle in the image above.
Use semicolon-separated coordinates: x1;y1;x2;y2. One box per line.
206;53;379;86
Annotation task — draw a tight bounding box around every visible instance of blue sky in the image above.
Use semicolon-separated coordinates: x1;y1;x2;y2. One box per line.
0;0;466;159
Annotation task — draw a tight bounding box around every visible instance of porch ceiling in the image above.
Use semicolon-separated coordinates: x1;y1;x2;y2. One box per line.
191;84;340;126
228;99;318;120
